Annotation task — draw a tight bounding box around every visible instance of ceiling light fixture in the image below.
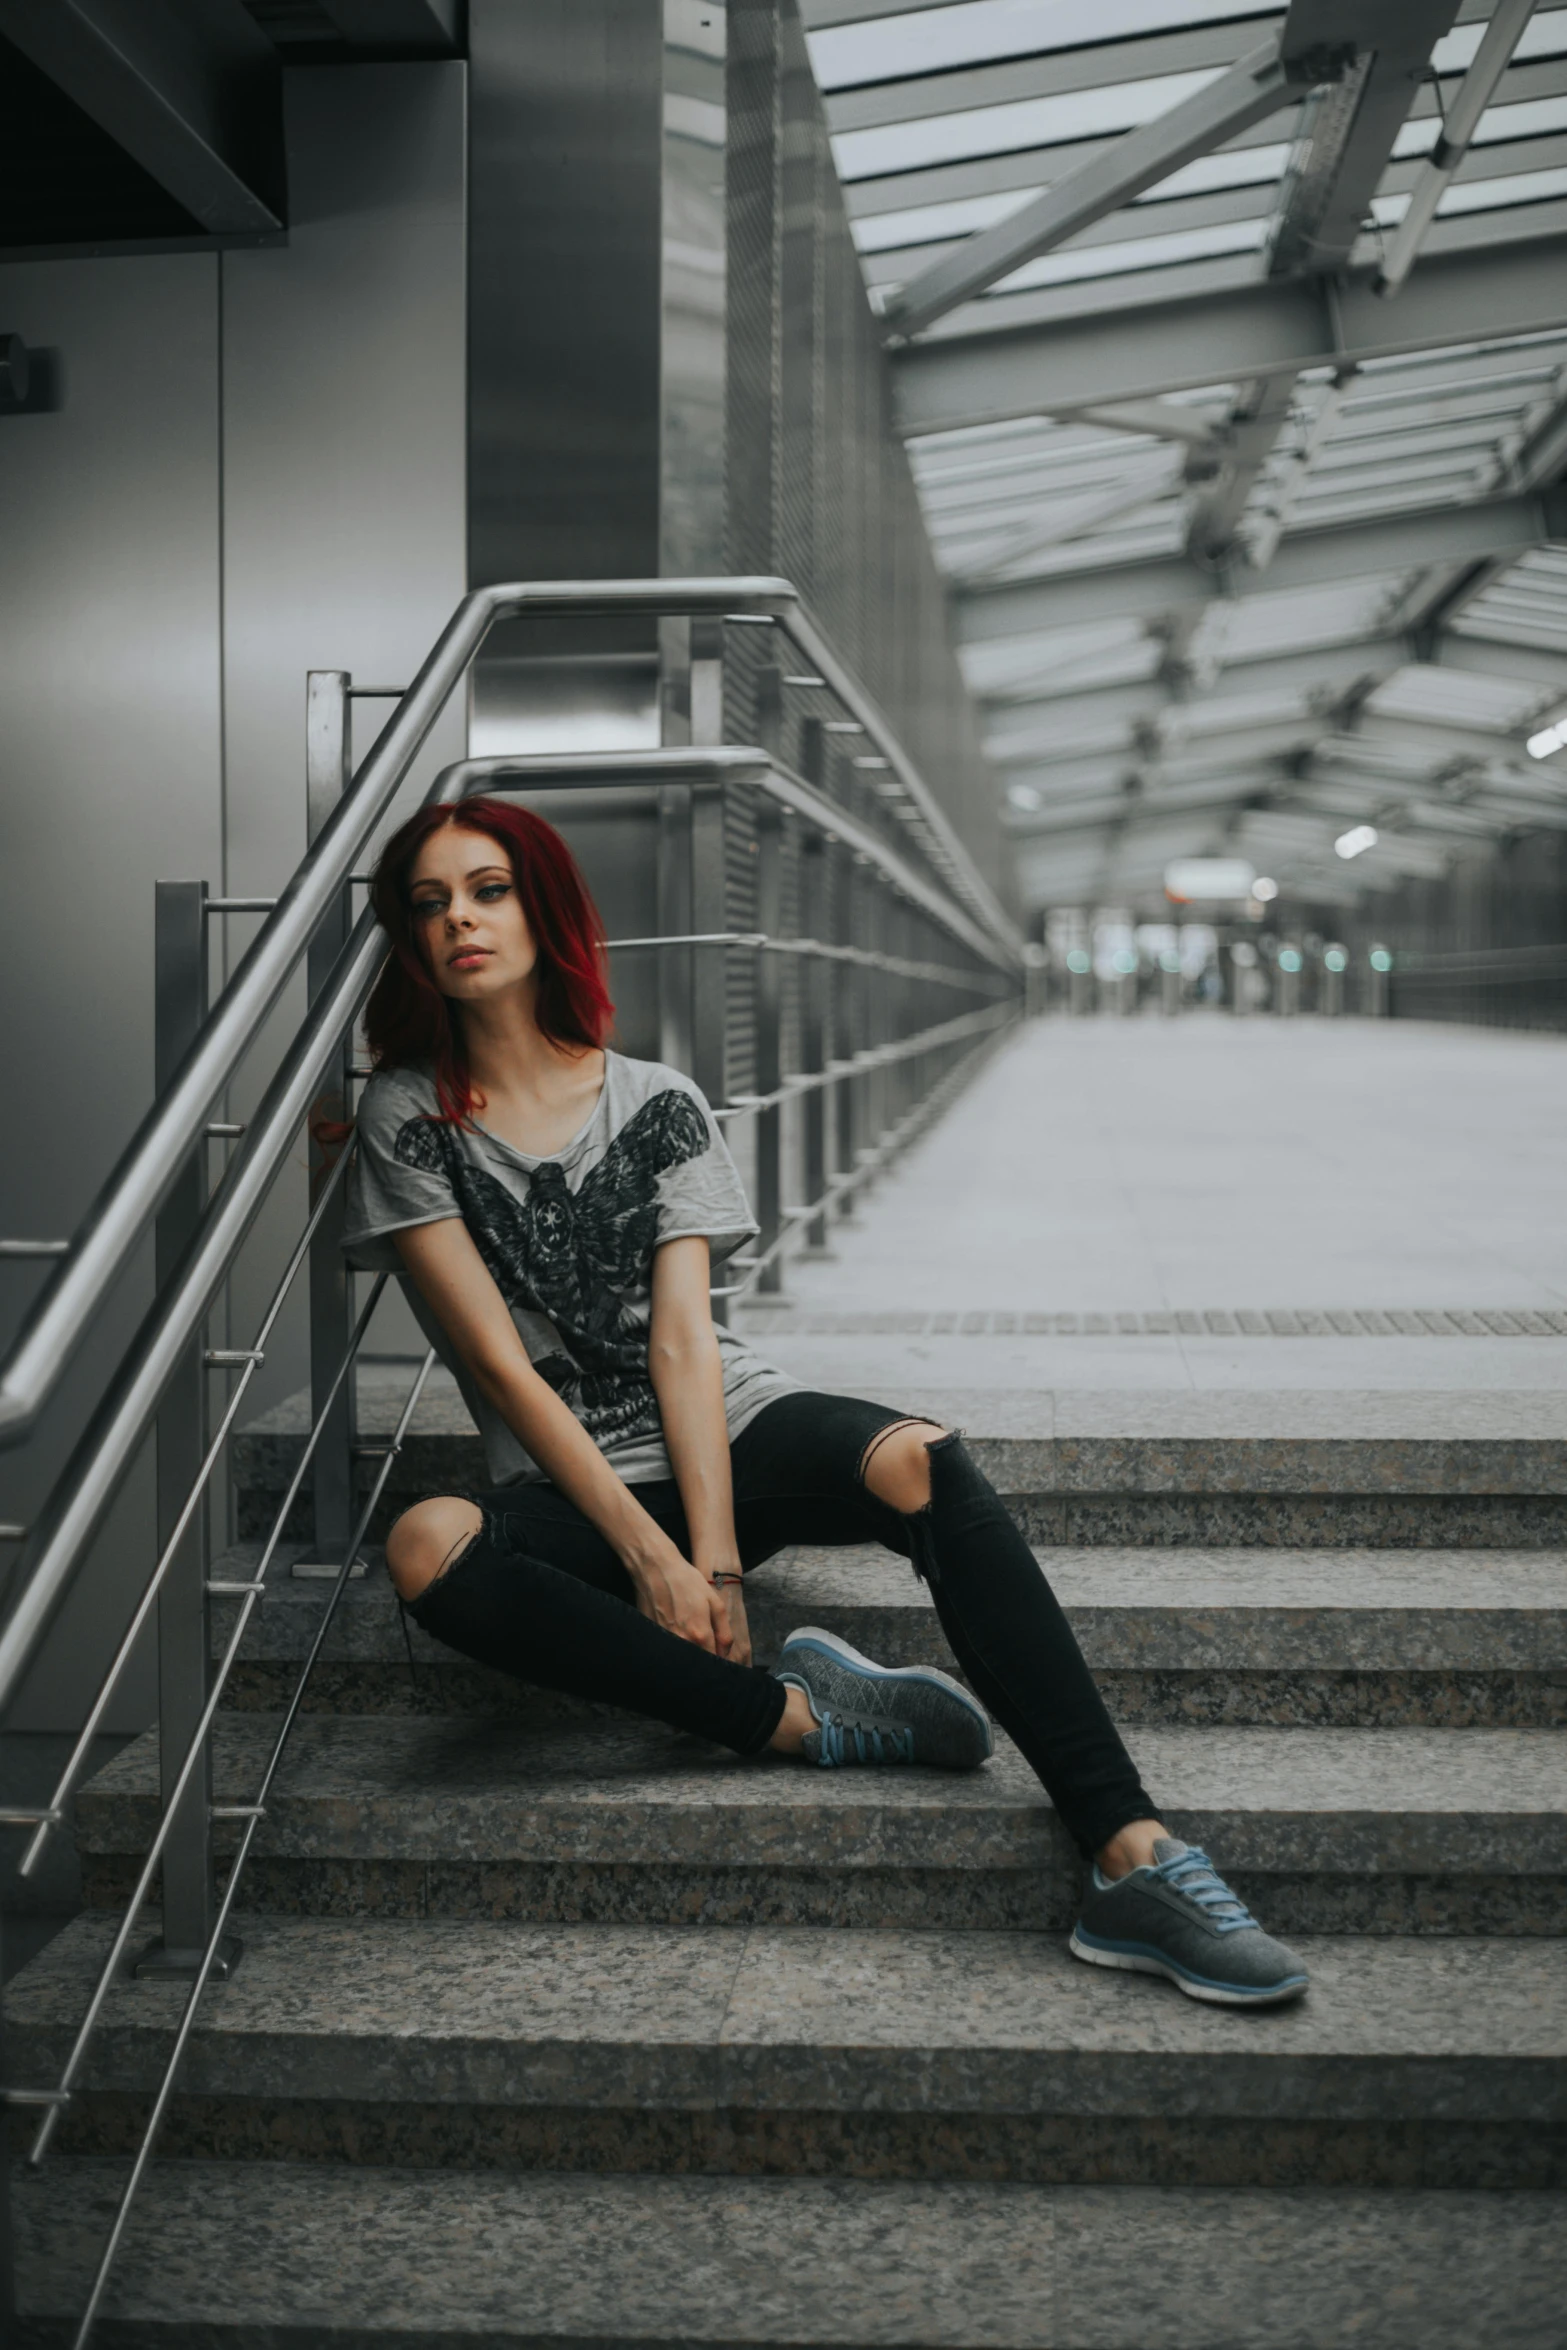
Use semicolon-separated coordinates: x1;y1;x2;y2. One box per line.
1251;876;1279;901
1527;719;1567;760
1334;825;1378;860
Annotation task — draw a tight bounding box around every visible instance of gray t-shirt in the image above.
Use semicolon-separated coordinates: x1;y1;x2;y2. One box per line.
343;1050;797;1486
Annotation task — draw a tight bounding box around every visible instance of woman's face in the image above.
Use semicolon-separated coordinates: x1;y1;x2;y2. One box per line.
406;825;538;1005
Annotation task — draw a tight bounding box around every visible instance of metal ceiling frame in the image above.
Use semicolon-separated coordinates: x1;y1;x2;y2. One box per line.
814;0;1567;907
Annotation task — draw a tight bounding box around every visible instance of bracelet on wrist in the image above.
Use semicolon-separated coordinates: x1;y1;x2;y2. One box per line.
708;1569;743;1587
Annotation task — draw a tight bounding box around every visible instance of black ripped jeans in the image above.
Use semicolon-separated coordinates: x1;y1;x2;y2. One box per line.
406;1388;1157;1860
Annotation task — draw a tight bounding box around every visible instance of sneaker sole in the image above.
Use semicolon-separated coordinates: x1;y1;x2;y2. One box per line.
778;1626;994;1765
1068;1925;1309;2008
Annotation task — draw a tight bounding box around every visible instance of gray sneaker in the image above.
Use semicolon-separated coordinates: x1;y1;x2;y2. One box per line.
777;1626;994;1770
1069;1838;1309;2007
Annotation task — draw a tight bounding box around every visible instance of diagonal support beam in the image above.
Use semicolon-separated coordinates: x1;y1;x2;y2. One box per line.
1046;399;1222;451
879;32;1328;343
0;0;284;233
954;456;1183;584
1377;0;1540;296
1187;374;1301;563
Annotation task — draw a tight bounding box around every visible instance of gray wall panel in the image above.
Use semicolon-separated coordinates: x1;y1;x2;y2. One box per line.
0;254;224;1729
218;61;469;1436
0;63;468;1729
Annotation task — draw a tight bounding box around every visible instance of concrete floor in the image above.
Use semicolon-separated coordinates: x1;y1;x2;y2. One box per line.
739;1016;1567;1397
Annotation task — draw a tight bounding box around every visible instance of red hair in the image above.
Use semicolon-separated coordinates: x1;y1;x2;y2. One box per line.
364;798;615;1125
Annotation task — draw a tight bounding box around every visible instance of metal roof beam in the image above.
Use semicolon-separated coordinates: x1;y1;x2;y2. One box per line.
955;489;1567;641
893;246;1567;436
0;0;284;234
1267;0;1462;278
979;635;1415;720
879;33;1319;343
994;715;1323;773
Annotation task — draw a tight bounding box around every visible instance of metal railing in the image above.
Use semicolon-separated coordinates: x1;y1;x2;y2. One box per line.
0;578;1021;2343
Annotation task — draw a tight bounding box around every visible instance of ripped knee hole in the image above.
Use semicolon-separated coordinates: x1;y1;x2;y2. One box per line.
385;1498;482;1601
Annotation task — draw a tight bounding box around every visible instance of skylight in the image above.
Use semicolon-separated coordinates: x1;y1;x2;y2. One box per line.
808;0;1279;92
830;66;1225;181
992;216;1268;294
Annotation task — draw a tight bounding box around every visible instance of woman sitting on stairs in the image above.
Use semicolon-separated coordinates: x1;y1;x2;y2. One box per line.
343;796;1308;2010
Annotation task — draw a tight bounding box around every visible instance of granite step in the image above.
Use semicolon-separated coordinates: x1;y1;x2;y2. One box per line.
17;2163;1567;2348
74;1712;1567;1934
8;1913;1566;2189
217;1542;1567;1729
231;1379;1567;1548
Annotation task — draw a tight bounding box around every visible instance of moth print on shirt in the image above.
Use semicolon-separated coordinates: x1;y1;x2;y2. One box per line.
392;1087;711;1449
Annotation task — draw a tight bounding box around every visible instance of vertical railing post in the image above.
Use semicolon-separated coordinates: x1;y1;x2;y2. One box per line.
137;881;237;1978
798;719;831;1255
836;846;862;1221
659;620;725;1086
303;671;358;1571
691;769;730;1325
753;667;784;1293
799;826;830;1256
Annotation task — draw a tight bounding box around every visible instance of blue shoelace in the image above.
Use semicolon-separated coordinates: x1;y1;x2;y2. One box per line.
1152;1845;1258;1934
814;1710;915;1766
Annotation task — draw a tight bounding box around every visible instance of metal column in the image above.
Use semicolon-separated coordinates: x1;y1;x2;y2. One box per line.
302;672;359;1571
137;881;237;1978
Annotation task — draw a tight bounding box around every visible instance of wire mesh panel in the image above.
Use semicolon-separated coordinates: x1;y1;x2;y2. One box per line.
721;0;1004;1105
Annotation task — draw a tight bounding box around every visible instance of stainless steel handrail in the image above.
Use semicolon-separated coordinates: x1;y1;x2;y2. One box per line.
61;1348;437;2350
21;1273;396;2176
435;748;1013;970
721;1009;1016;1296
0;575;1018;1454
713;1000;1011;1123
10;1145;357;1882
0;637;1015;1723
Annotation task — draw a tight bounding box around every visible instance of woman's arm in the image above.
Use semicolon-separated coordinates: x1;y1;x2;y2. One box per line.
648;1236;752;1668
393;1218;732;1656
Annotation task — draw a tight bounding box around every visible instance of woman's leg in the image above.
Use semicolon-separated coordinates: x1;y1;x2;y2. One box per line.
387;1492;788;1756
729;1392;1163;1862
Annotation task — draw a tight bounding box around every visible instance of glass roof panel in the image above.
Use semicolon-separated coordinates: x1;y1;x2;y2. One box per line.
1429;9;1567;74
808;0;1279;90
1437;163;1567;215
1367;667;1555;730
809;8;1567;895
851;141;1290;252
993;216;1268;292
830;66;1224;180
1394;91;1567;160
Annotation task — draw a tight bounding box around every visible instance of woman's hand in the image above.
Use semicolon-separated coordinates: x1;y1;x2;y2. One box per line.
628;1540;733;1656
718;1576;752;1668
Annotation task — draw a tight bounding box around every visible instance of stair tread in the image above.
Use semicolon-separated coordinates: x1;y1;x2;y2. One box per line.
74;1716;1567;1873
218;1543;1567;1672
235;1378;1567;1491
9;1917;1565;2107
18;2161;1567;2347
244;1375;1567;1447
